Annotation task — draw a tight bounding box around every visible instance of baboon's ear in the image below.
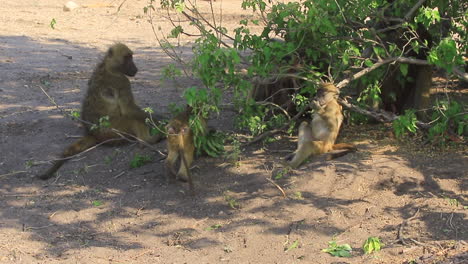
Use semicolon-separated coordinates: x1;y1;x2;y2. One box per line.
167;126;176;134
107;47;114;57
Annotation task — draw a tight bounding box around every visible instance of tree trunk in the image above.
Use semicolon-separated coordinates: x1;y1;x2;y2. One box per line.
412;65;432;121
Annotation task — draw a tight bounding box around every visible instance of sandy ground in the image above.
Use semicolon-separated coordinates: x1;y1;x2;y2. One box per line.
0;1;467;263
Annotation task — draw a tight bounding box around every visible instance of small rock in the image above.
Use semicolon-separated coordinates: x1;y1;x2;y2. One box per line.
63;1;80;12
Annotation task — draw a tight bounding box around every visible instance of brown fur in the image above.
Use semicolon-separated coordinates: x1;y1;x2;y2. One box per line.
38;43;161;180
165;107;206;194
288;83;356;168
249;76;298;113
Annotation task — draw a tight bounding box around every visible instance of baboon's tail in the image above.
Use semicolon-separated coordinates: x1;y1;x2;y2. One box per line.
326;143;357;160
179;148;194;195
37;136;97;180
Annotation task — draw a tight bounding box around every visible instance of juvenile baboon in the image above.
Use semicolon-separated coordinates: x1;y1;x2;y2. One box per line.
165;107;206;193
38;43;161;180
288;83;356;168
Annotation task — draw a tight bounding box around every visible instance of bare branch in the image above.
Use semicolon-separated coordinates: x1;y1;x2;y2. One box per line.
377;0;427;33
256;101;291;119
453;67;468;82
265;177;287;198
404;0;427;21
336;56;429;89
337;56;467;88
243;128;285;146
147;7;191;76
338;98;431;128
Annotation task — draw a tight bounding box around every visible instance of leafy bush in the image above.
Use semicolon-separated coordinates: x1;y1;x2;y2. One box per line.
148;0;466;144
428;100;467;144
393;110;418;138
363;237;383;254
130;154;152;169
322;240;352;257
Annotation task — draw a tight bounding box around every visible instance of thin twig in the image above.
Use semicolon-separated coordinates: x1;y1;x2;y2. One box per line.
396;208;420;245
0;171;27;178
0;193;39;197
266;177;287;198
24;224;55;231
453;67;468;82
376;0;427;33
257;101;291;119
185;0;235;43
151;10;191;76
52;173;62;184
243;129;285;146
336;56;429;89
116;0;128;12
132;249;154;260
408;238;427;247
113;171;126;179
39;138;123;163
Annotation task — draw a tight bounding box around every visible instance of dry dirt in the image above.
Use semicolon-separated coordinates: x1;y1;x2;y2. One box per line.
0;1;467;263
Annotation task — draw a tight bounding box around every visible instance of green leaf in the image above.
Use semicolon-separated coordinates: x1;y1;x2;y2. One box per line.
174;1;185;12
428;38;461;72
205;224;222;231
399;64;408;76
92;200;103;206
364;59;374;67
337;250;351;257
70;110;81;119
372;46;385;57
322;240;352;257
143;107;154;114
98;116;111;128
341;244;352;251
342;52;349;65
130;154;152;169
50;18;57;29
285;240;299;252
363;237;383;254
168;26;183;38
393;110;418;138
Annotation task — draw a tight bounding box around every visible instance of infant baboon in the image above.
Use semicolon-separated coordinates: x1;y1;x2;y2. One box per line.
165;107;206;194
288;83;356;168
38;43;161;180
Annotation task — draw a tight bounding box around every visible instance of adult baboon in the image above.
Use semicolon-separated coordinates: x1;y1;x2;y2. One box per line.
38;43;161;180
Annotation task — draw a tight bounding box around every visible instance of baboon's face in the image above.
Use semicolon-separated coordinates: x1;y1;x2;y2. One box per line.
121;53;138;77
167;123;190;136
316;83;339;105
107;44;138;77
